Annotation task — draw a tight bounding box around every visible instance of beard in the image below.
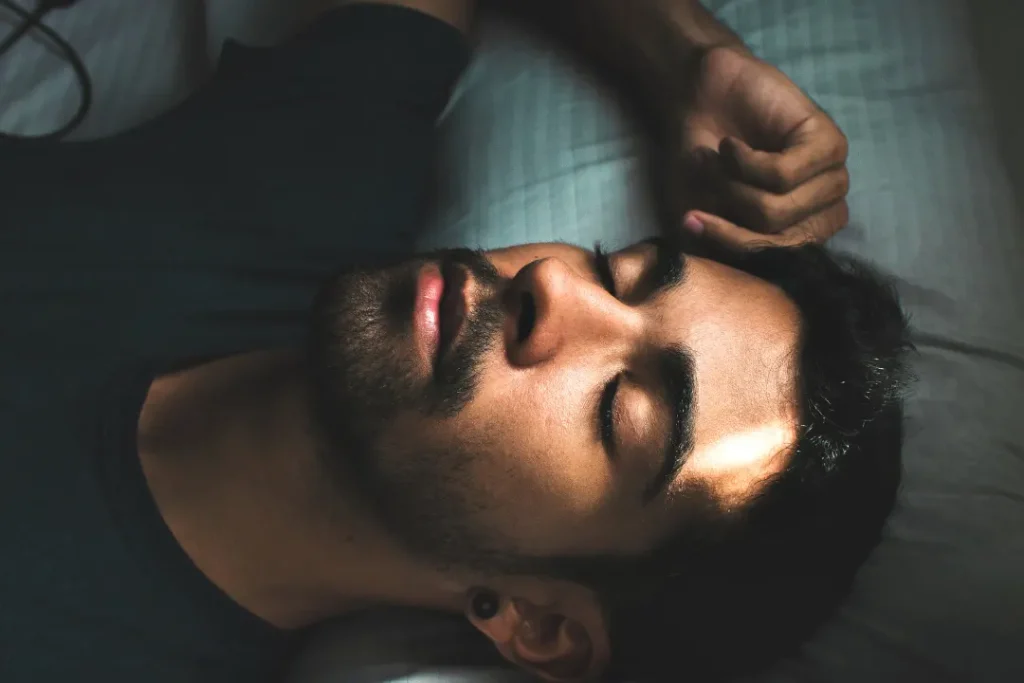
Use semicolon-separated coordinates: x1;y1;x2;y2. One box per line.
306;248;510;567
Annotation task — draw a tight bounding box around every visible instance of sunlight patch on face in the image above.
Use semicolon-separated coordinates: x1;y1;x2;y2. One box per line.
683;422;796;507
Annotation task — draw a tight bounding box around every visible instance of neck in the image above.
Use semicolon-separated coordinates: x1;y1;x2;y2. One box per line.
137;350;466;630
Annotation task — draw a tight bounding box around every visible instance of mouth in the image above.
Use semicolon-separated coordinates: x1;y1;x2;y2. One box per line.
414;259;468;373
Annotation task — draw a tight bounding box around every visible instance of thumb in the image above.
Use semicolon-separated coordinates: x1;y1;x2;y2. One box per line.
682;211;788;251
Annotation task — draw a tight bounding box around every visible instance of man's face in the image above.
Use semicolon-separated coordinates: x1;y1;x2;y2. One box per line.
309;240;801;565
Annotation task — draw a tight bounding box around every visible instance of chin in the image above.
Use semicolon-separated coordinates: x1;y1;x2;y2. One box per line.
305;261;423;450
302;255;524;570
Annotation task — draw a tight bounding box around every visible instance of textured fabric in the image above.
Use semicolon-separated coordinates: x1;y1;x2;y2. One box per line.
3;1;1022;682
0;0;204;139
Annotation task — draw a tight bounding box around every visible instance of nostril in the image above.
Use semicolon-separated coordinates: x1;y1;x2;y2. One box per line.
516;291;536;343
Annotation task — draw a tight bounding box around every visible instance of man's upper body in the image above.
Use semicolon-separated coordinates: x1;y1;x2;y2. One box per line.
0;2;909;682
1;5;469;680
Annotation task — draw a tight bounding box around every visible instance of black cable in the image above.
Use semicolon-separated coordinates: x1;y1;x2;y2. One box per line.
0;0;92;143
0;1;45;55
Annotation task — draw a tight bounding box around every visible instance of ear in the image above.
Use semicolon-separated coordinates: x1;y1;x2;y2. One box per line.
464;584;610;682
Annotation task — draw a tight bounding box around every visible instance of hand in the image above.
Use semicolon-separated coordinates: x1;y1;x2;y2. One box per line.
675;46;850;249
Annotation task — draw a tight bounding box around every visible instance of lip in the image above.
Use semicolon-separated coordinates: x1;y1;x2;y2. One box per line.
414;263;445;368
413;260;469;373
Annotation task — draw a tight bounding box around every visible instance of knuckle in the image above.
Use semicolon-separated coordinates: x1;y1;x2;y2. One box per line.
836;168;851;197
760;193;792;230
834;200;851;227
798;203;849;245
807;215;829;241
785;223;817;247
836;133;850;161
739;233;778;251
771;162;797;192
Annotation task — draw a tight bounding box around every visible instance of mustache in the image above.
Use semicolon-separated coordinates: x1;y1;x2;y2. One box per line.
429;248;504;416
441;247;501;289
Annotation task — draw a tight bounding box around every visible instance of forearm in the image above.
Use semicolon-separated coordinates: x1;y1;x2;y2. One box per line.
482;0;747;137
660;0;747;55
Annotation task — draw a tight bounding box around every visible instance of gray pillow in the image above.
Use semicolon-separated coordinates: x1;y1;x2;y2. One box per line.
295;1;1024;682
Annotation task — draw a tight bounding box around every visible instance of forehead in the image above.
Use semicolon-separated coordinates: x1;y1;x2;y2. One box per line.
652;255;802;504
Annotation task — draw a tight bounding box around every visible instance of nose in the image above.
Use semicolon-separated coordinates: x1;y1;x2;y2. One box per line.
506;257;640;367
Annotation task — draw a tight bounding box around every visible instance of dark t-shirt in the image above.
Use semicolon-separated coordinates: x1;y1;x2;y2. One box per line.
0;6;468;682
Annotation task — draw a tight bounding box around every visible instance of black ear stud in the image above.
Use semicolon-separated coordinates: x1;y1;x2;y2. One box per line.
471;589;500;620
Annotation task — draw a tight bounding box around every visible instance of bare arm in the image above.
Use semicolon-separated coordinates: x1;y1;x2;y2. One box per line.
660;0;747;53
310;0;742;142
481;0;748;140
320;0;475;33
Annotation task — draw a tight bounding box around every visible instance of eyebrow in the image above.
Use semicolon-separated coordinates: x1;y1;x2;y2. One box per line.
643;345;698;504
634;237;696;503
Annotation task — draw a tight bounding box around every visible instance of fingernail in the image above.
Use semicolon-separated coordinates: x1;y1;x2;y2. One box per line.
695;148;722;180
695;146;717;165
683;215;704;235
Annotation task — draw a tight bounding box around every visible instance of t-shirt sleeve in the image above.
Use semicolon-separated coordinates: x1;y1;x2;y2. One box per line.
116;4;469;152
201;4;468;126
102;4;471;254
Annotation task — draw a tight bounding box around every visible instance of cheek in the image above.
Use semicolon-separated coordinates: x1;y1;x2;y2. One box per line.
472;367;614;506
446;365;618;546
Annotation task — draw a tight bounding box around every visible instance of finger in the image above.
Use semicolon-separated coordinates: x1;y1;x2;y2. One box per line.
775;200;850;245
682;145;720;186
720;117;848;193
681;211;799;251
681;118;723;160
718;166;850;234
673;145;726;218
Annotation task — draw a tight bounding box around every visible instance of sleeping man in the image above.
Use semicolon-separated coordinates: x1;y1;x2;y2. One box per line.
0;1;914;682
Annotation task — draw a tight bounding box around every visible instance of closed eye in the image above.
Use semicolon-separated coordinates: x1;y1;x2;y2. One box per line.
599;374;621;457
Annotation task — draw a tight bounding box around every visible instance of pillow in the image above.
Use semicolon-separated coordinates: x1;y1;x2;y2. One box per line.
0;0;199;140
296;1;1024;682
